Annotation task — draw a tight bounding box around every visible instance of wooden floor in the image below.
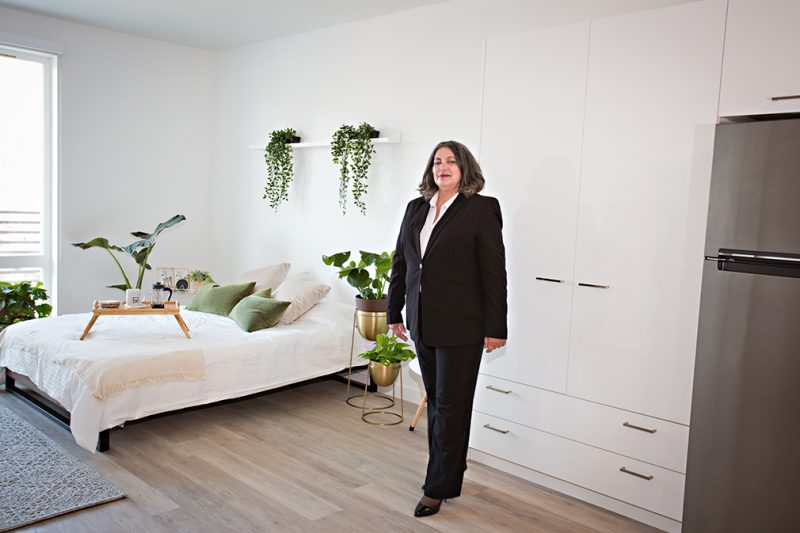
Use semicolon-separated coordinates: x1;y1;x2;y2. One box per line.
1;379;659;532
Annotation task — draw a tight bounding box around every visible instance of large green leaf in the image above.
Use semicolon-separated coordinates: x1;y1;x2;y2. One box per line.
322;251;350;267
359;251;380;266
346;268;369;290
72;237;124;252
124;214;185;256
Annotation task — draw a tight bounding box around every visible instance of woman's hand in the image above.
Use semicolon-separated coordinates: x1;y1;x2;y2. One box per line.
484;337;506;352
389;323;408;341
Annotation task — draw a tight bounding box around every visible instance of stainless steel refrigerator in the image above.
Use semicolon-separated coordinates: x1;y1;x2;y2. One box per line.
683;116;800;532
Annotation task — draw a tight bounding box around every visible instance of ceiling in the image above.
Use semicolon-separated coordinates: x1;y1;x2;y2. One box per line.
0;0;452;51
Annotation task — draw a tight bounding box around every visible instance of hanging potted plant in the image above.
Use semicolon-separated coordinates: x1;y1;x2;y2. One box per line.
358;333;416;386
330;122;378;215
263;127;300;211
322;249;392;340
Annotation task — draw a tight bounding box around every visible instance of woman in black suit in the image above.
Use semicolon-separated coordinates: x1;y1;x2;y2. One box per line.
388;140;508;518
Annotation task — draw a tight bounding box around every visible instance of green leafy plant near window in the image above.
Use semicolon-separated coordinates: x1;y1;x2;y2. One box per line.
331;122;377;215
322;250;393;300
263;127;299;211
0;280;52;329
358;333;416;366
72;214;186;292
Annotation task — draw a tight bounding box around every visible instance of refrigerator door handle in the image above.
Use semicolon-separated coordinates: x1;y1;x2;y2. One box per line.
706;249;800;279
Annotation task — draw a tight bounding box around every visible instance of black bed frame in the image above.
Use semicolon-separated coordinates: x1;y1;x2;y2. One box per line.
4;368;374;452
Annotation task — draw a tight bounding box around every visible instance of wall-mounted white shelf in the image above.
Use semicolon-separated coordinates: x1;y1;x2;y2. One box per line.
249;135;400;150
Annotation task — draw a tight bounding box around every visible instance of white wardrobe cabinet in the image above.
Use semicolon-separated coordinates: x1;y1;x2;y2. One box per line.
472;1;726;529
566;0;725;425
477;21;589;393
719;0;800;117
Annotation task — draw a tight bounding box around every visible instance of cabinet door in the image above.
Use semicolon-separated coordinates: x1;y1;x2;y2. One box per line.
567;1;725;423
478;22;589;392
719;0;800;117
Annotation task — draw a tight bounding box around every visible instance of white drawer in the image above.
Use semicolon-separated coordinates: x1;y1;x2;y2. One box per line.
474;374;689;473
470;412;685;521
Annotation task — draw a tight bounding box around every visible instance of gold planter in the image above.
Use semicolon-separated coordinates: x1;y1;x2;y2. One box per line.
355;296;388;341
368;361;401;387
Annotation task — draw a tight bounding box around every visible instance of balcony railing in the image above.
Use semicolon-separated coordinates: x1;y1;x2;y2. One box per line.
0;210;41;255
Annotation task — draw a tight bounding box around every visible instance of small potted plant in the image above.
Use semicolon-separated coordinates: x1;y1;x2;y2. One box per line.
330;122;378;215
186;270;215;290
263;127;300;211
358;333;416;386
322;250;392;340
0;280;52;332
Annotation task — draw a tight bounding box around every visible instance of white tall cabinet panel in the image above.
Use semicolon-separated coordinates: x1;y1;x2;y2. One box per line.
719;0;800;116
478;22;589;392
567;1;726;423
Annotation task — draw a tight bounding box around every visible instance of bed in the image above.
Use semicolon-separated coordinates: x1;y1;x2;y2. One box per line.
0;300;371;452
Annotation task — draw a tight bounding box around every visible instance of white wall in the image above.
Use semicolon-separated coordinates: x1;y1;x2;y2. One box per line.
210;0;691;296
0;7;216;313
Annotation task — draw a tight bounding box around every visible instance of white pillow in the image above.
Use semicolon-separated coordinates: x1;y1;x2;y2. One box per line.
236;263;291;293
273;272;331;325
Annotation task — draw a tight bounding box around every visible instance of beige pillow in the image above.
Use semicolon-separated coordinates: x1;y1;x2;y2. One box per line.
236;263;291;293
273;272;331;324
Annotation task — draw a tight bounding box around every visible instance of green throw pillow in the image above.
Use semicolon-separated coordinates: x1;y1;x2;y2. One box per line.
186;281;256;316
229;295;291;332
252;288;272;298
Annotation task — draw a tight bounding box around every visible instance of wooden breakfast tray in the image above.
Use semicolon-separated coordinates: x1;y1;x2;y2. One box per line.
80;300;191;340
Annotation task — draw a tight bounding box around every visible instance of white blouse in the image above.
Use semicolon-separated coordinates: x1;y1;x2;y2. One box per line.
420;192;459;258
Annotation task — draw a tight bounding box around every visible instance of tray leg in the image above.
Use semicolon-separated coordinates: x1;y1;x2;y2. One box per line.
174;314;191;339
79;313;100;341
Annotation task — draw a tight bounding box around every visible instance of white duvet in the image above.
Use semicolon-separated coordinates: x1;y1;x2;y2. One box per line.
0;300;371;451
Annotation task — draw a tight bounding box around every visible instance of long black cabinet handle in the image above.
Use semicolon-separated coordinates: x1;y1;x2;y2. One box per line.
535;277;564;283
620;466;654;480
578;282;610;289
623;421;657;434
771;94;800;101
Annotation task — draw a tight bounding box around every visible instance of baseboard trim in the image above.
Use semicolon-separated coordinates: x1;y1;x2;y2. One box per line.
469;449;681;533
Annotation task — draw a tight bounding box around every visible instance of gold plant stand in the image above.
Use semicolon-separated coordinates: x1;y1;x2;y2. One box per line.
344;309;393;409
361;364;404;426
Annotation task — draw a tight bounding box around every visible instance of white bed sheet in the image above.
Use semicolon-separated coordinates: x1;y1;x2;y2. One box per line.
0;300;372;451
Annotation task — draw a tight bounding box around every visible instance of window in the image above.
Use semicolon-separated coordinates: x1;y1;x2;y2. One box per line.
0;44;58;308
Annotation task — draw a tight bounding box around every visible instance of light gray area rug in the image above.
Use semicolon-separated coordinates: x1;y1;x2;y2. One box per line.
0;405;125;531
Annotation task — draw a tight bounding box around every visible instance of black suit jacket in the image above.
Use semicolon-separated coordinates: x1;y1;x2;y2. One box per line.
388;193;508;346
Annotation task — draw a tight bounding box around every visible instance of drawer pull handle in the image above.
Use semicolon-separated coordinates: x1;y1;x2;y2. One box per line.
486;385;512;394
620;466;654;481
578;282;610;289
484;424;510;434
535;276;564;283
623;421;657;434
771;94;800;101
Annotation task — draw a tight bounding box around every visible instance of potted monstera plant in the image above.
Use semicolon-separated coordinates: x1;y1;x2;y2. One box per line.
358;333;416;386
322;249;392;340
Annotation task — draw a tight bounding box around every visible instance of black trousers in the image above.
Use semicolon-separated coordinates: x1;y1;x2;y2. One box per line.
415;340;484;500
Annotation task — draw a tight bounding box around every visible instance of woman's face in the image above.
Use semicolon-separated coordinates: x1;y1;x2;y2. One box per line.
432;147;461;195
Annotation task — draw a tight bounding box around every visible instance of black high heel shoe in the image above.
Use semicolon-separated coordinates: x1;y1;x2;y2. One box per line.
414;498;442;517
